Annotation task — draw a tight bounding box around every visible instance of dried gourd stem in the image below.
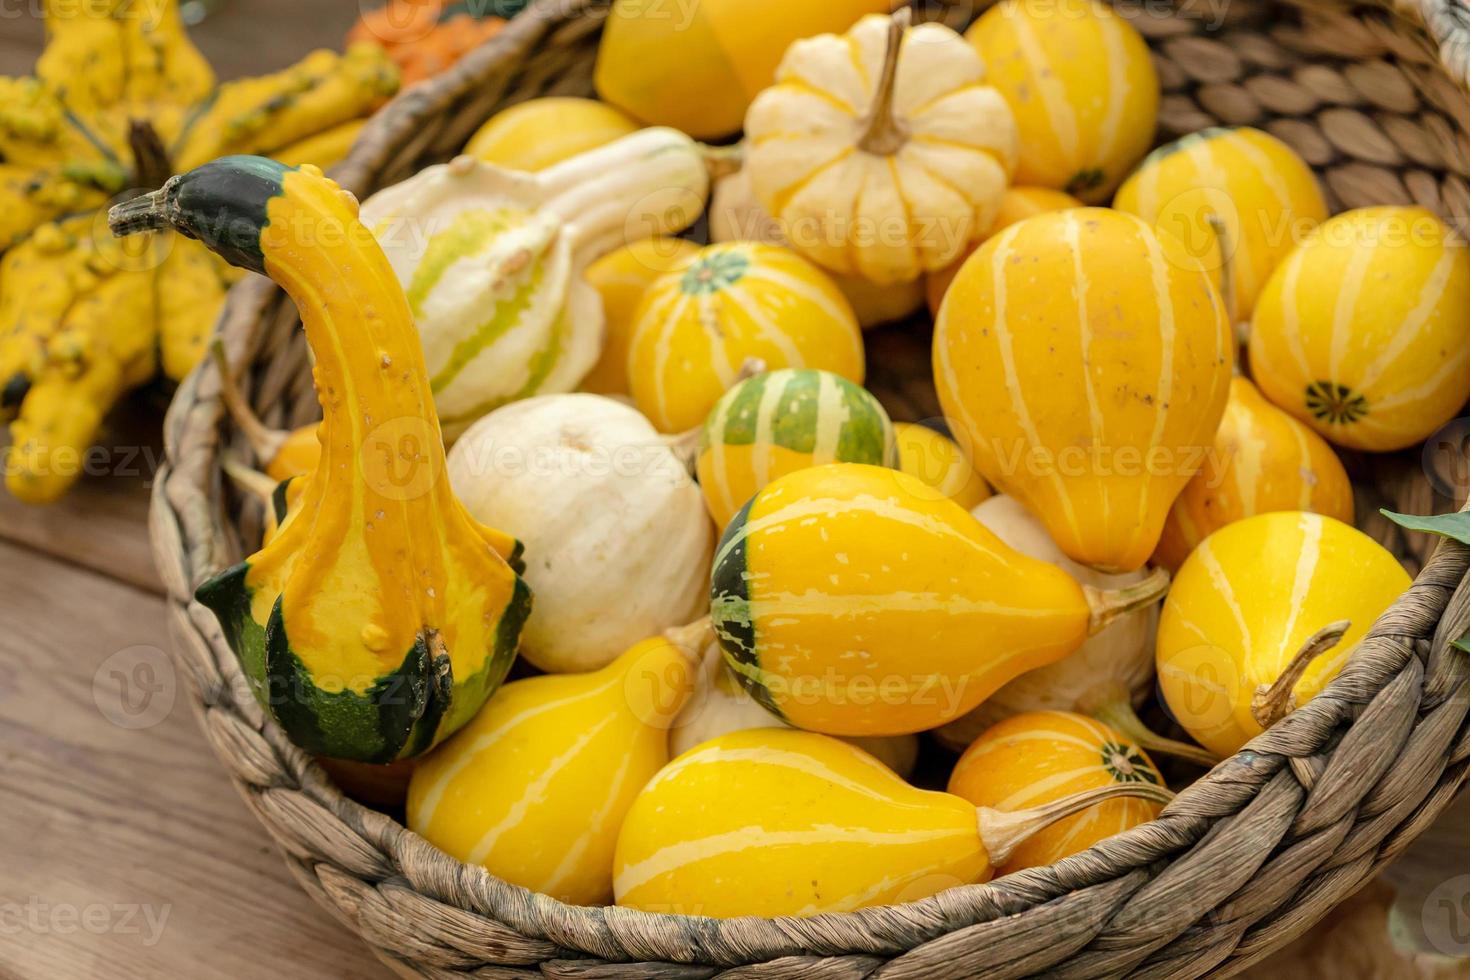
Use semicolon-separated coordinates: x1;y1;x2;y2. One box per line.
1082;686;1221;768
1205;213;1244;348
701;143;745;182
977;781;1175;868
856;9;913;156
209;340;288;465
128;119;173;193
1084;567;1171;635
662;356;768;471
220;454;278;507
1250;620;1351;729
664;616;714;667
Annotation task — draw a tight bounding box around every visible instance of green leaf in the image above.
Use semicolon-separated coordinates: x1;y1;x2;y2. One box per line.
1382;509;1470;546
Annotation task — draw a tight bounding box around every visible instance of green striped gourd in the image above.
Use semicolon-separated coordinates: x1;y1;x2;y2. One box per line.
696;368;898;529
359;128;711;439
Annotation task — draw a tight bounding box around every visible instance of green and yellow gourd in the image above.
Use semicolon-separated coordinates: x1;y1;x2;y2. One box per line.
696;369;898;530
359;128;712;439
110;158;531;763
710;463;1171;736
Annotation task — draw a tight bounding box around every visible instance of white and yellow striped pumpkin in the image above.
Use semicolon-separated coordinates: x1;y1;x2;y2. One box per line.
1156;512;1411;757
948;711;1165;875
934;207;1234;573
967;0;1158;202
1114;127;1327;325
1154;376;1354;570
1249;206;1470;452
696;368;897;530
744;13;1017;285
628;242;865;433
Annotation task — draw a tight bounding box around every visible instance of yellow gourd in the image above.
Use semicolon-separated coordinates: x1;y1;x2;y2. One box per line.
934;207;1234;573
710;463;1170;736
464;97;640;172
949;711;1167;875
1155;376;1355;571
967;0;1158;202
1114;127;1327;327
744;12;1017;285
1156;512;1411;757
614;727;1172;917
408;625;703;905
926;186;1083;316
891;422;992;510
627;242;865;433
1249;207;1470;452
594;0;891;140
581;238;703;396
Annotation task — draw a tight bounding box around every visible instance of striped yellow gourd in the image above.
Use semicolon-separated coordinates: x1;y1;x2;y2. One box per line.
407;628;702;906
1248;206;1470;452
710;463;1170;736
891;422;992;510
948;711;1166;875
1114;127;1327;325
614;727;1171;917
696;368;897;530
967;0;1158;202
1156;512;1411;757
1155;377;1355;570
628;242;865;433
581;237;703;396
934;207;1234;573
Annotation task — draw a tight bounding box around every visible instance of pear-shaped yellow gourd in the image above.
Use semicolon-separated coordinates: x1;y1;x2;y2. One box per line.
614;727;1171;917
1157;512;1411;757
710;463;1170;736
407;626;703;905
934;207;1234;572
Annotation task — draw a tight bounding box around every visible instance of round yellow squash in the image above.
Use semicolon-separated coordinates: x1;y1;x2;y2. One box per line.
892;422;992;510
580;237;702;396
948;711;1166;875
593;0;891;140
627;242;865;433
1249;206;1470;452
967;0;1159;202
1156;511;1411;757
745;13;1017;285
463;97;641;172
1114;126;1328;325
1154;376;1354;570
934;207;1234;573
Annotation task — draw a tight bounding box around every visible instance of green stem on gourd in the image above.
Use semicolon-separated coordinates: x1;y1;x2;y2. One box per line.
978;781;1175;868
1084;567;1171;635
1250;620;1351;729
1082;685;1221;768
856;9;912;156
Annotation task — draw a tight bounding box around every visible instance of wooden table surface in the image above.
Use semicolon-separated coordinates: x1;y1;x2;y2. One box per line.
1;3;1467;979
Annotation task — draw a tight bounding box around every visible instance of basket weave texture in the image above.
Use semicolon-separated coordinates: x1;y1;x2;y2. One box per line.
152;0;1470;976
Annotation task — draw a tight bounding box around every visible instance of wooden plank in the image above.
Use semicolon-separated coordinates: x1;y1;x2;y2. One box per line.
0;541;390;979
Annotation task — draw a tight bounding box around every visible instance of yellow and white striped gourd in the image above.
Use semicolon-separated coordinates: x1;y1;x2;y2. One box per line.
934;207;1234;573
1154;377;1354;570
1248;207;1470;452
1114;127;1327;326
891;422;992;510
614;727;1172;917
581;237;703;396
948;711;1167;875
1156;512;1411;757
710;463;1171;736
696;368;897;530
628;242;865;433
408;627;702;905
967;0;1158;202
360;128;711;439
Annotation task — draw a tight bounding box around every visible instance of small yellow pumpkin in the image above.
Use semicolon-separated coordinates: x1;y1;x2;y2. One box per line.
891;422;991;510
934;207;1234;572
949;711;1167;875
744;12;1017;285
967;0;1158;202
1114;127;1328;326
1249;206;1470;452
1156;511;1411;757
580;237;702;396
627;242;865;433
1154;376;1355;570
464;97;640;172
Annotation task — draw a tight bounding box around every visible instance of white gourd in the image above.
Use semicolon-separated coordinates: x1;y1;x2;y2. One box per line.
447;393;715;673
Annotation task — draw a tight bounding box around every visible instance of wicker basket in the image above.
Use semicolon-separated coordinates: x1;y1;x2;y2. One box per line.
153;0;1470;975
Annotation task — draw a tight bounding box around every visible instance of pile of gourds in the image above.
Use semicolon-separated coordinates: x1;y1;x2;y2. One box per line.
109;0;1470;918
